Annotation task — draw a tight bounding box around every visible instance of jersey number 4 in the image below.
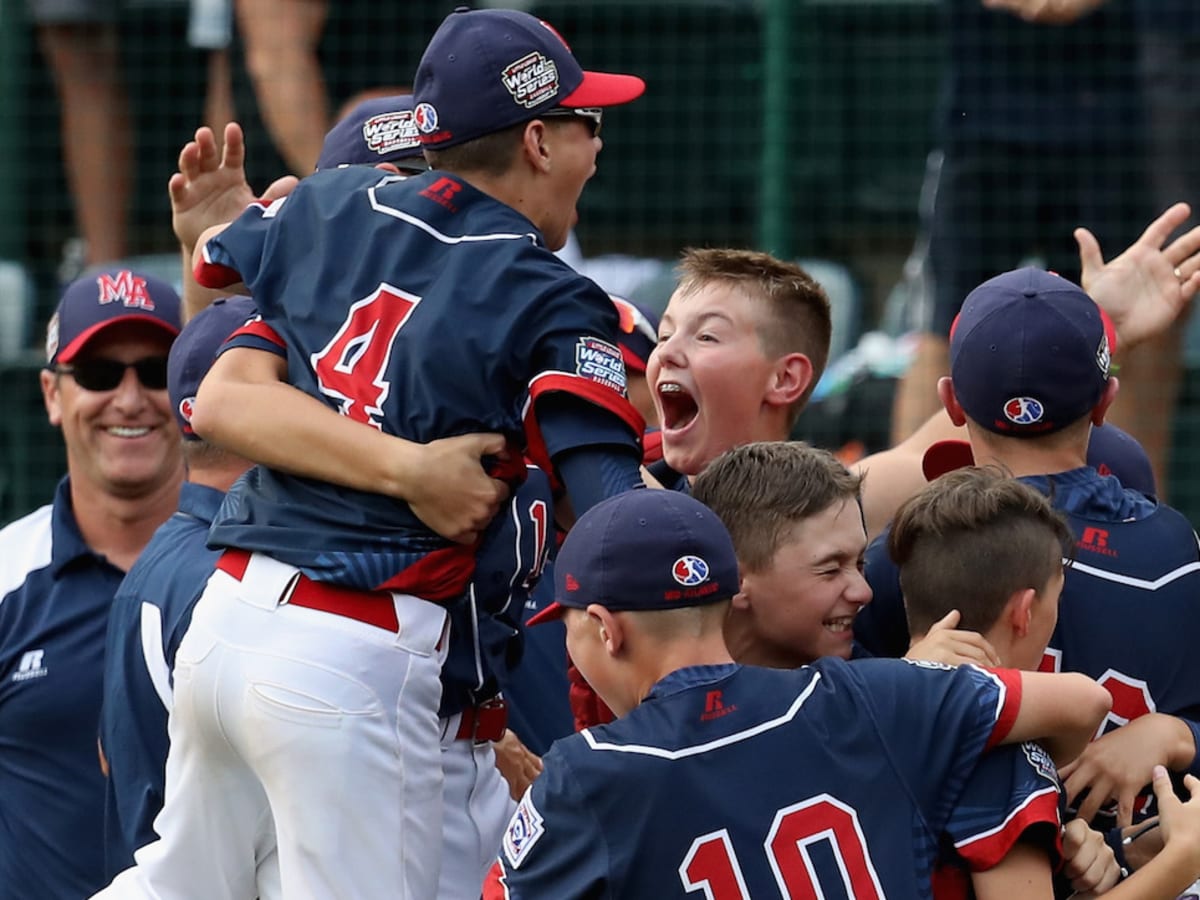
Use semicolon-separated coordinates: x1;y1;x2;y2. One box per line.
679;795;885;899
310;284;420;429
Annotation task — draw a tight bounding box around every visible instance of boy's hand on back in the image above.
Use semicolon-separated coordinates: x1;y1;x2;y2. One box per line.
406;434;512;545
905;610;1003;668
1059;713;1197;827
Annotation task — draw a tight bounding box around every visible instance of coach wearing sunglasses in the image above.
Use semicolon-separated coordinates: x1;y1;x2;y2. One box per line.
0;268;183;898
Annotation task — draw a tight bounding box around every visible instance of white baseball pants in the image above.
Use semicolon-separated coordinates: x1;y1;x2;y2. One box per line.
93;551;449;900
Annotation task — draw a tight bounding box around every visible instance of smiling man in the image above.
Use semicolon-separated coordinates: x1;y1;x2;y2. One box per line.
0;268;182;897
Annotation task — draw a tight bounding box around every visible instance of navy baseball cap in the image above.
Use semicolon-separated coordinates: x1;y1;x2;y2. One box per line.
527;489;739;625
47;268;182;365
413;6;645;150
611;295;659;374
168;296;256;440
922;423;1156;496
950;267;1117;436
315;94;429;173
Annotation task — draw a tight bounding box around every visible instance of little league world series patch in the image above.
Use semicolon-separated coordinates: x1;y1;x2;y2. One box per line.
575;337;627;394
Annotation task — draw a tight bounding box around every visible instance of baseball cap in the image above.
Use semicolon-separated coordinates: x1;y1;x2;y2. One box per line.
611;295;659;374
921;422;1156;495
46;268;182;365
315;94;429;173
168;296;257;440
527;489;739;625
413;6;645;150
949;267;1116;436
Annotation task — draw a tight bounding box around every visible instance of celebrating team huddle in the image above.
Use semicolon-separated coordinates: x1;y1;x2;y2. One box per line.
7;3;1200;900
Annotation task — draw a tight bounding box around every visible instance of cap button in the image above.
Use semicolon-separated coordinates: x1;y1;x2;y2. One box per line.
1023;288;1038;298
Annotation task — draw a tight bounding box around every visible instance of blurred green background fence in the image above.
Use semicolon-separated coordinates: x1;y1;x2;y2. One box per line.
3;0;1198;528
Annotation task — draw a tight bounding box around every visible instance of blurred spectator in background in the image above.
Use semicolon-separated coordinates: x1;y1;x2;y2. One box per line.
1102;0;1200;497
889;0;1147;455
190;0;236;146
29;0;133;267
236;0;328;174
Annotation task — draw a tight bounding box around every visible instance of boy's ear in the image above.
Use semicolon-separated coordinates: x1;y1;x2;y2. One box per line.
1092;376;1119;426
766;352;814;408
938;377;968;427
731;579;752;611
1005;588;1037;638
589;605;625;655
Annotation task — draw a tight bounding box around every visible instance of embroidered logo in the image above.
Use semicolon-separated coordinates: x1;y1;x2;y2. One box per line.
12;649;48;682
362;109;421;157
672;555;710;587
96;270;156;310
501;51;560;108
1003;396;1044;426
574;337;626;394
503;793;546;868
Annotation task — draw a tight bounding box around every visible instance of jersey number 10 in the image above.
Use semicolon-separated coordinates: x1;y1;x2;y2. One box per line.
679;795;885;899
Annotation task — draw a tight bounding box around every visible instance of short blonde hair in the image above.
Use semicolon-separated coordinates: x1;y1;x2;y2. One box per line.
675;248;832;422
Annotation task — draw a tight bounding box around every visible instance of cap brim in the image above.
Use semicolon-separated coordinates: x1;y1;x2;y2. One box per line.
56;315;181;364
526;602;568;627
620;346;648;374
560;71;646;108
921;439;975;482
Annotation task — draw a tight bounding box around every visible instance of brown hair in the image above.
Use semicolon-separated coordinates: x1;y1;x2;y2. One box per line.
674;248;832;420
693;441;862;573
423;121;526;176
889;466;1075;636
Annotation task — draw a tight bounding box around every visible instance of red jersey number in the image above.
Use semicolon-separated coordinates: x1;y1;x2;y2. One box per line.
310;284;420;429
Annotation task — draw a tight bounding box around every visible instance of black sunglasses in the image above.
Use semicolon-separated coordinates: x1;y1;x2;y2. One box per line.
53;356;170;392
541;107;603;138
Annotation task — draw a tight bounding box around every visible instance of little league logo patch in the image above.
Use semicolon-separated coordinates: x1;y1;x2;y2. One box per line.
1096;334;1111;377
672;555;710;587
574;337;627;394
1004;396;1044;425
362;110;420;157
503;793;546;868
413;103;439;134
502;51;560;108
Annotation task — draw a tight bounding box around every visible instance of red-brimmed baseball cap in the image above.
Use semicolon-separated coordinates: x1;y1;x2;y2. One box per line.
528;489;739;626
413;7;645;150
47;269;182;365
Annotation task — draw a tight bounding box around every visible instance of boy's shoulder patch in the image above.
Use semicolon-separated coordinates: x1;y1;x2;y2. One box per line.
503;791;546;869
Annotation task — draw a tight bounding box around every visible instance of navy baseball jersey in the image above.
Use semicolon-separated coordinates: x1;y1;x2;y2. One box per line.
214;318;561;720
0;479;126;897
493;657;1022;899
197;167;642;597
932;742;1063;899
496;560;576;755
99;482;225;876
443;464;555;718
857;467;1200;782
